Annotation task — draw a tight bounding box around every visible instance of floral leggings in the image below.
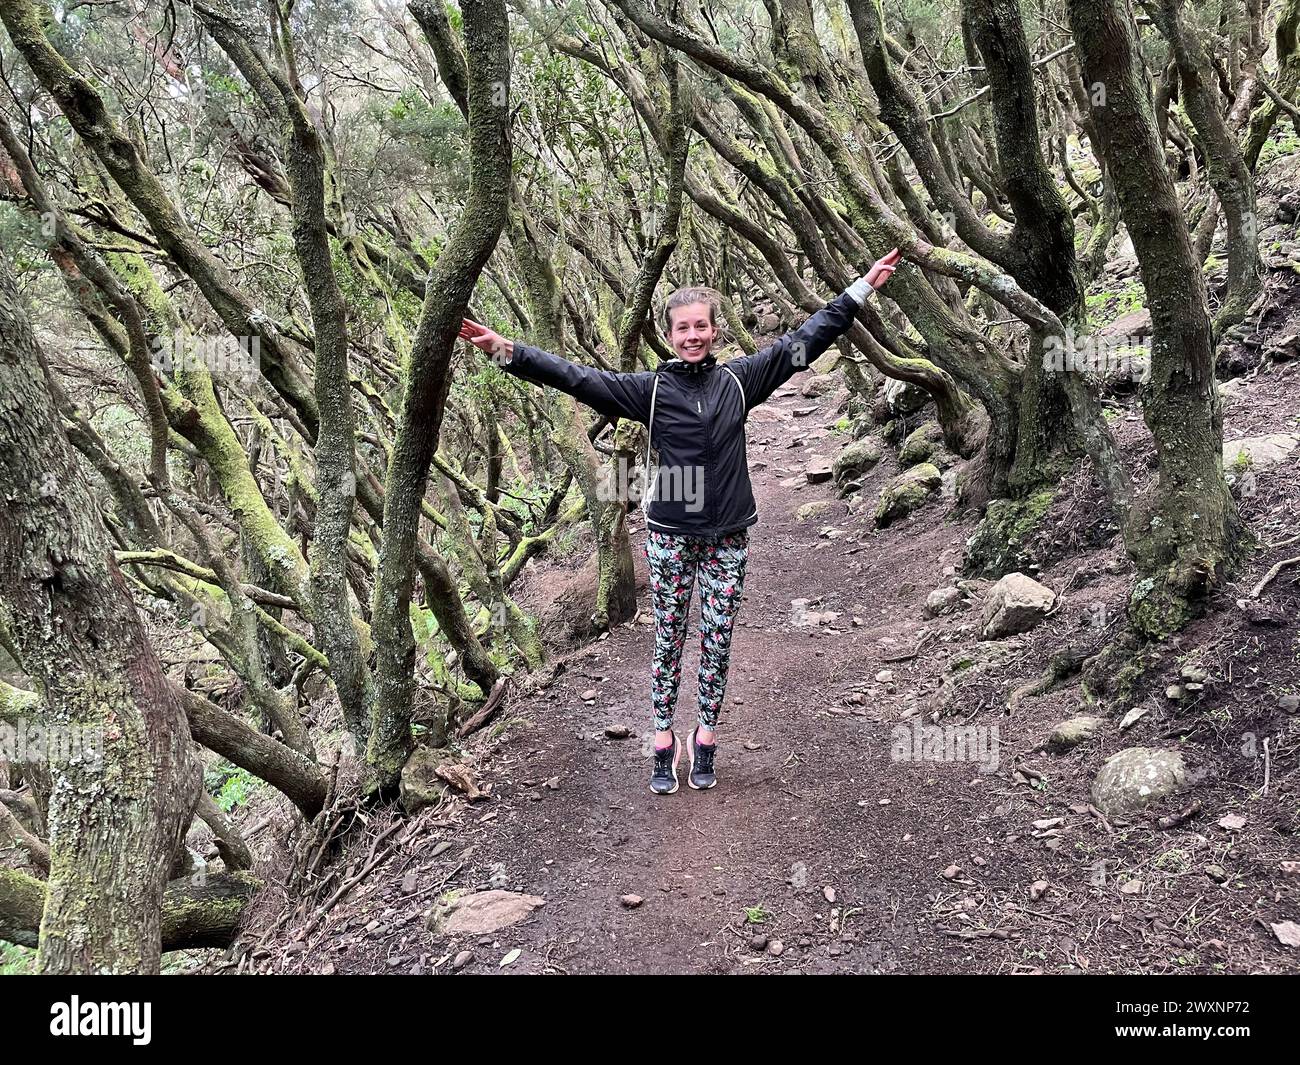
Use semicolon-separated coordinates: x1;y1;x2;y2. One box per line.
645;529;749;732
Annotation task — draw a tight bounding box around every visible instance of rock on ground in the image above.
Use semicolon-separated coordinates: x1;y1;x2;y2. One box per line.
428;890;546;936
980;573;1056;639
1091;747;1187;818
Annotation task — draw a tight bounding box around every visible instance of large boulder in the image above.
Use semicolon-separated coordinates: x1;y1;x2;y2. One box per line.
874;463;942;527
1222;433;1298;479
963;492;1055;578
898;420;944;467
1091;747;1187;818
832;438;883;485
801;373;840;398
980;572;1056;639
883;376;930;416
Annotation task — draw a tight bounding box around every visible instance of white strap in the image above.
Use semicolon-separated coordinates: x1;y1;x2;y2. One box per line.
722;365;746;410
641;376;660;515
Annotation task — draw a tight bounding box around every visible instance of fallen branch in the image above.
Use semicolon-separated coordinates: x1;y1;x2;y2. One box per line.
882;630;936;663
1157;799;1202;830
0;866;260;951
1250;555;1300;598
457;677;510;738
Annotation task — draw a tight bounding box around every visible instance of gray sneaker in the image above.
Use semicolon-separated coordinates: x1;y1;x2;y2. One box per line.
650;733;680;795
686;727;717;790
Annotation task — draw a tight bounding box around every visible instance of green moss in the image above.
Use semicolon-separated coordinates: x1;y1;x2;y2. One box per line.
1128;577;1195;641
899;420;942;466
1258;127;1300;168
874;463;941;527
963;490;1055;578
0;942;33;974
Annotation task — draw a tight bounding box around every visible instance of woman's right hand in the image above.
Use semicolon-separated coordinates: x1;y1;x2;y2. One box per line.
865;248;902;290
459;318;514;363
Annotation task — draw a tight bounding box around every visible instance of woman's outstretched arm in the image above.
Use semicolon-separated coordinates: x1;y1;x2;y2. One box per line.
460;319;656;423
725;249;901;408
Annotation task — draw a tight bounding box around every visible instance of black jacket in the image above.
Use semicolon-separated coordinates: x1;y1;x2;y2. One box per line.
501;289;862;538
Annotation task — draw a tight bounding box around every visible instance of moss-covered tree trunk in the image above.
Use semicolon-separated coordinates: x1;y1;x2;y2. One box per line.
1149;0;1262;335
369;0;512;788
1067;0;1247;637
200;7;376;743
0;251;199;974
1245;0;1300;169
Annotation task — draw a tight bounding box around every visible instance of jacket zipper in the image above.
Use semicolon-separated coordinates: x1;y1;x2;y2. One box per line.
698;371;714;526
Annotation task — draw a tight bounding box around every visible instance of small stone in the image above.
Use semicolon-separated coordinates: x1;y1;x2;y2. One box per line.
1271;921;1300;948
924;586;964;617
796;499;840;523
620;894;644;909
452;950;473;970
750;933;770;951
1030;880;1049;900
1165;685;1185;700
1119;706;1149;731
581;688;597;701
942;865;962;880
1120;879;1143;895
805;457;834;484
874;669;895;684
1048;715;1101;752
1217;813;1246;831
604;725;632;740
823;886;836;903
1204;864;1229;883
400;872;418;895
1279;694;1300;714
767;939;785;957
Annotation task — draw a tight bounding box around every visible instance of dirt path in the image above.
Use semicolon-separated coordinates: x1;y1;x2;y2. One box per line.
303;366;1300;976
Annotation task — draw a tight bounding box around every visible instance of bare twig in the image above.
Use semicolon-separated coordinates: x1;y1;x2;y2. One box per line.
1250;555;1300;598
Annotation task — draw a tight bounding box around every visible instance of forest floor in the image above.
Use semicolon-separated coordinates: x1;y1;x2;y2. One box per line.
244;264;1300;974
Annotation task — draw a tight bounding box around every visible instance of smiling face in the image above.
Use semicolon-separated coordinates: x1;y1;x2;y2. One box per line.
666;301;718;364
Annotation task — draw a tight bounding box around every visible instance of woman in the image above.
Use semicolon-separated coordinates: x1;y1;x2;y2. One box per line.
460;249;901;795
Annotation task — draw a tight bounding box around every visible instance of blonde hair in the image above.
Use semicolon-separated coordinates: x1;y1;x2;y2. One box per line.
662;286;722;334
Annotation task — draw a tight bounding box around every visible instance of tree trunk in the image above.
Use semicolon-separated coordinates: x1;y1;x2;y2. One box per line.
0;250;199;973
1066;0;1247;637
369;0;512;788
